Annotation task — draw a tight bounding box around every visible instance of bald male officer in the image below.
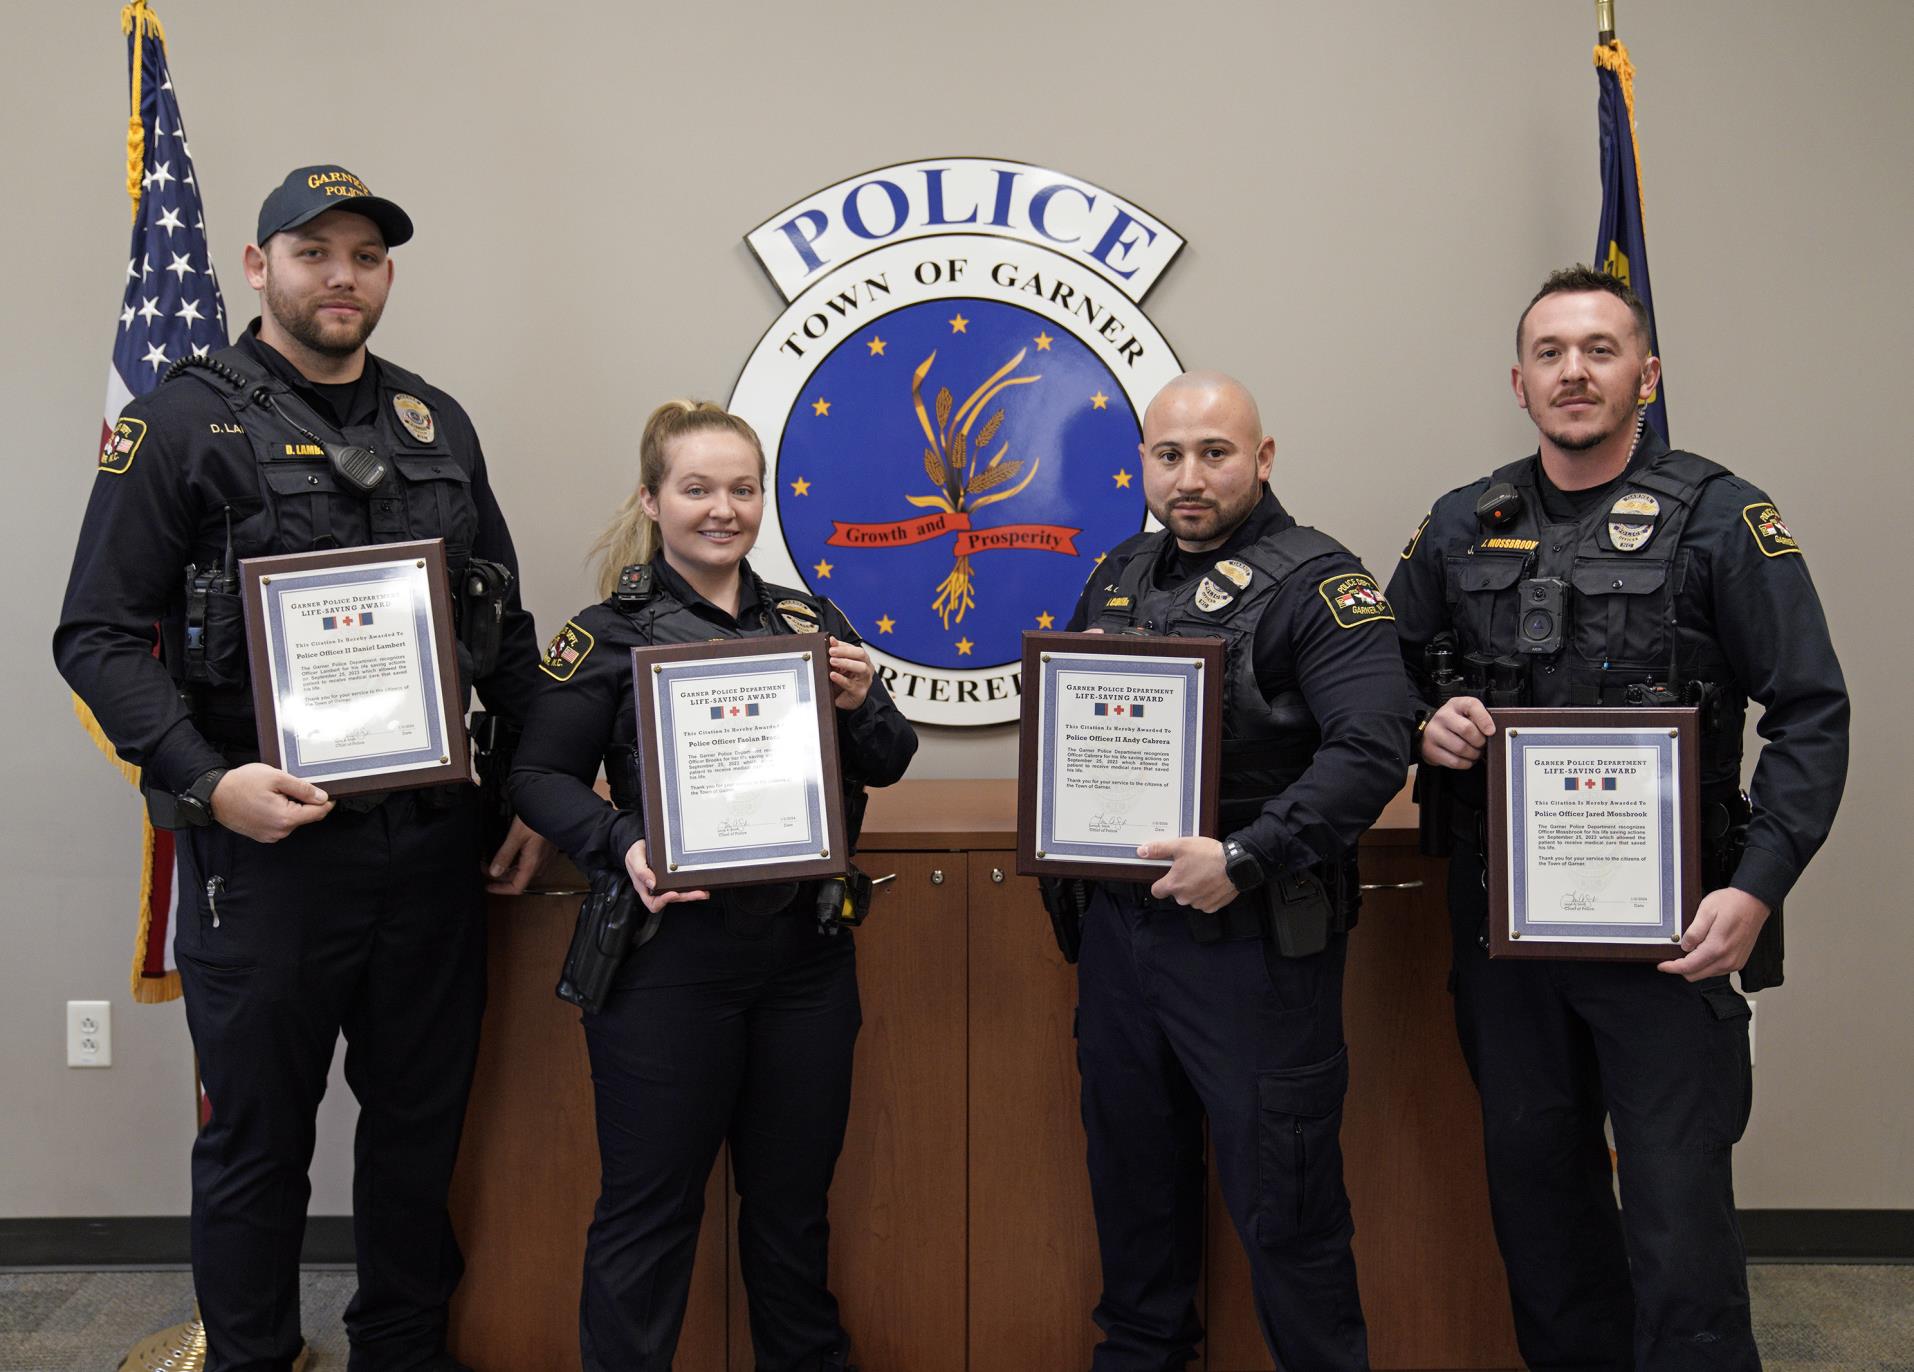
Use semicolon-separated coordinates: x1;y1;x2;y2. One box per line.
1388;267;1848;1368
1059;372;1413;1371
56;166;549;1372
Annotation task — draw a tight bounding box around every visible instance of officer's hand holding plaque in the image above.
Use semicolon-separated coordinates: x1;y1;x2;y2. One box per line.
1486;706;1701;960
633;634;847;891
1016;631;1223;881
241;539;470;797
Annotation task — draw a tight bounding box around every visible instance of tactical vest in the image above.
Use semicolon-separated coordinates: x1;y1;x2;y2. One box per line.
602;564;833;808
1444;448;1746;775
174;347;479;569
1092;522;1345;832
164;348;484;746
606;564;844;920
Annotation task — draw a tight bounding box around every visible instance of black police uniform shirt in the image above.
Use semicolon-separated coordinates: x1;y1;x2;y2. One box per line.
509;556;916;880
1387;428;1849;912
54;323;544;794
1064;489;1415;877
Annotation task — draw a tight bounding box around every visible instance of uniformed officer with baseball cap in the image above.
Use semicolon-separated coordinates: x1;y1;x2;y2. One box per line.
57;164;549;1372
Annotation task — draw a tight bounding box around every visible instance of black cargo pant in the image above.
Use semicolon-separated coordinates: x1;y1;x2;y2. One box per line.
174;788;486;1372
578;909;859;1372
1075;883;1368;1372
1448;843;1759;1371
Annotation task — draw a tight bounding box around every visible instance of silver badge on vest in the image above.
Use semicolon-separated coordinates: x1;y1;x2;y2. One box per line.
1607;491;1661;553
1193;577;1234;613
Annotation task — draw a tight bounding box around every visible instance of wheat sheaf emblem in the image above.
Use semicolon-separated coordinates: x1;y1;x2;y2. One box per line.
908;348;1042;627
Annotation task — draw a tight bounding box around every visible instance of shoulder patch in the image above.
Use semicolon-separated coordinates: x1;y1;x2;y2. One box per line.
392;393;436;445
99;417;146;475
1741;502;1800;558
1319;572;1396;629
1400;514;1430;560
539;619;596;681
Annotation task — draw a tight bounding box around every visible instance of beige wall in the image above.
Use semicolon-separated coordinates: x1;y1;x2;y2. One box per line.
4;0;1909;1218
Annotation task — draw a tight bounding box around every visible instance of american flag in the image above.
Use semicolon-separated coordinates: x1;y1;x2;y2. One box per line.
94;3;228;1004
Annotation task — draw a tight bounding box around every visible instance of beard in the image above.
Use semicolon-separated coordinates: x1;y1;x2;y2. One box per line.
263;274;382;358
1161;488;1259;549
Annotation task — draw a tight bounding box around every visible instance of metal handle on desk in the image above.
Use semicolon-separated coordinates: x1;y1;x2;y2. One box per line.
1358;880;1425;892
516;885;592;897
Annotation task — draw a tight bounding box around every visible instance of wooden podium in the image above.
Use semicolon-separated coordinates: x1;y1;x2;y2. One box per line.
448;780;1520;1370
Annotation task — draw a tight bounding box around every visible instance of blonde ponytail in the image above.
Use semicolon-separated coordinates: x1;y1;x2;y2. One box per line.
589;399;767;599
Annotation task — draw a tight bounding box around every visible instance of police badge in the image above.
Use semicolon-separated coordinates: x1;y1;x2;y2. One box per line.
1193;577;1234;613
1606;491;1661;553
392;393;436;445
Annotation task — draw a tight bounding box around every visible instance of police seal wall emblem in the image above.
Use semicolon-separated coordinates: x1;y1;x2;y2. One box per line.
729;159;1185;727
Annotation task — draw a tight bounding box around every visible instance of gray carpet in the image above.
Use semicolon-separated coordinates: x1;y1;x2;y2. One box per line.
0;1265;1908;1370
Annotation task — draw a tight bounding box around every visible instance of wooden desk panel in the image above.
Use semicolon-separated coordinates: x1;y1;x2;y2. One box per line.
451;780;1518;1370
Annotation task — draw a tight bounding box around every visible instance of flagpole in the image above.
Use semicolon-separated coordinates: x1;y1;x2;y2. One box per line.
1596;0;1616;45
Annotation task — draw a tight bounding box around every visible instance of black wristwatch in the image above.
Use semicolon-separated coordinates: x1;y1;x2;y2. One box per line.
1222;837;1265;893
176;767;229;828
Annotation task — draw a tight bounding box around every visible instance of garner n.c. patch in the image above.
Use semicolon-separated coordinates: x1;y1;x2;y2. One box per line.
1741;502;1800;558
99;417;146;475
1319;572;1395;629
540;619;596;682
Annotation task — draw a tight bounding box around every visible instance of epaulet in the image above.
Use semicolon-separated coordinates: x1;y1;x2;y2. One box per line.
370;354;433;396
1232;524;1347;586
614;563;654;608
161;349;259;396
1631;449;1732;507
1489;455;1535;488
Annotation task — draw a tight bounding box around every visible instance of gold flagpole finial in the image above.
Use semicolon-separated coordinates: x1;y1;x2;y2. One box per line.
1596;0;1617;44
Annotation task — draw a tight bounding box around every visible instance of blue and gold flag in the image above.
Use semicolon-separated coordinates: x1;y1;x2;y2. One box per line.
1594;39;1667;442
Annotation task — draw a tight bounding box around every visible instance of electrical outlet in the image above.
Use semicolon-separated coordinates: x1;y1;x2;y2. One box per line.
67;1000;111;1068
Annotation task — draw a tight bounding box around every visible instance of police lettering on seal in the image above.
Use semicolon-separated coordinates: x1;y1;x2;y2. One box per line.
1606;491;1661;553
392;393;436;445
540;619;596;682
100;417;146;475
1742;502;1800;558
728;158;1188;727
1320;573;1395;629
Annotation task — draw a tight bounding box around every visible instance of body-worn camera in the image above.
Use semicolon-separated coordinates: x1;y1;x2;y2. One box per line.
1517;576;1568;655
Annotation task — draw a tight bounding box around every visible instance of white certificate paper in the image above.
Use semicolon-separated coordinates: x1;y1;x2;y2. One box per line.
649;653;826;874
259;558;449;781
1505;730;1681;943
1036;654;1203;866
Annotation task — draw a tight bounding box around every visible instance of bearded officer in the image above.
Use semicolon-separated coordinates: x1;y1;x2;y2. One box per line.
55;166;549;1372
1386;266;1848;1368
1060;371;1413;1371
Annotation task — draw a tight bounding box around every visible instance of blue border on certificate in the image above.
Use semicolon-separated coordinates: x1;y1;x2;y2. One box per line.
654;654;824;868
1508;728;1680;941
1037;654;1202;861
264;564;446;780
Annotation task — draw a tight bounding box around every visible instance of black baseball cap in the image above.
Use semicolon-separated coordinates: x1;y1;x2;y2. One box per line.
256;165;413;248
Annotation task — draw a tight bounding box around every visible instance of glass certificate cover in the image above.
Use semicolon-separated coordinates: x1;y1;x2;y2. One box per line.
1486;707;1701;962
633;634;847;891
241;540;469;797
1017;632;1223;882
